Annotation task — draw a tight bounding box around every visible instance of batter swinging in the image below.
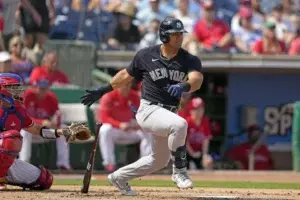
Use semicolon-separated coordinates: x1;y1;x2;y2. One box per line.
81;17;203;196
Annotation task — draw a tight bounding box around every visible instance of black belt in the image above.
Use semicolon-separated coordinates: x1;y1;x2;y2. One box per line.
149;102;178;112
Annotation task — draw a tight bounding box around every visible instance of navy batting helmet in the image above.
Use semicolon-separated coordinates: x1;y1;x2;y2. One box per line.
159;17;187;43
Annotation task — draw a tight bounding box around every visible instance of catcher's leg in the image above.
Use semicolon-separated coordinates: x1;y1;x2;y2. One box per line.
19;130;32;163
5;159;53;190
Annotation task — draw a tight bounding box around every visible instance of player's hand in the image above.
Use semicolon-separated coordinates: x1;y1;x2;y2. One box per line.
80;87;106;107
120;122;131;131
128;120;140;130
202;154;213;170
167;84;184;99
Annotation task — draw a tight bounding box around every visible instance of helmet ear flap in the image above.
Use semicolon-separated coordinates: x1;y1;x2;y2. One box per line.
159;28;170;43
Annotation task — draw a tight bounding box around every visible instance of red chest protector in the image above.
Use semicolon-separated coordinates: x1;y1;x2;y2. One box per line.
0;107;24;157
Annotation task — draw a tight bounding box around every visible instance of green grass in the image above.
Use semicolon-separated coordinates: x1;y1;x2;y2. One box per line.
54;179;300;190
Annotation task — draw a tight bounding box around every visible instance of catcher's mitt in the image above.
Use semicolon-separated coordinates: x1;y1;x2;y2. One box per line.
62;122;92;143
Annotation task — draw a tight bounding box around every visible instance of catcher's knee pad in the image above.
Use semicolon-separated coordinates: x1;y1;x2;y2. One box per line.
14;166;53;190
0;130;23;157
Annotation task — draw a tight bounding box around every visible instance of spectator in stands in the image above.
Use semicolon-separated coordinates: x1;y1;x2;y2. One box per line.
225;125;273;170
0;51;13;73
9;36;34;84
107;2;141;50
171;0;198;54
231;0;264;33
267;4;295;44
71;0;100;11
232;6;262;53
135;0;168;34
252;21;286;55
186;97;213;170
98;81;151;173
281;0;295;21
178;92;192;119
160;0;175;16
192;0;232;53
19;79;72;171
1;0;20;51
18;0;55;51
289;29;300;55
30;51;69;86
138;19;161;49
172;0;195;33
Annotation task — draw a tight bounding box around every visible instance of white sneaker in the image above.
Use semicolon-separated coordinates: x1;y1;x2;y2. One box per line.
108;173;137;196
172;171;193;189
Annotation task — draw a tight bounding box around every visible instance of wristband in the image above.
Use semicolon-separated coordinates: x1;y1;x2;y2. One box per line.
40;126;59;139
102;83;113;93
179;82;191;92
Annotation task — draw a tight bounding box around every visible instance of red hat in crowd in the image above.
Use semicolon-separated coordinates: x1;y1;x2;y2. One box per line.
239;6;252;19
191;97;205;109
201;0;215;9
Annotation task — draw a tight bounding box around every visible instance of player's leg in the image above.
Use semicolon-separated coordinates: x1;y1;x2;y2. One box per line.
4;159;53;190
19;130;32;163
56;134;71;170
135;100;192;188
136;131;152;157
108;134;170;195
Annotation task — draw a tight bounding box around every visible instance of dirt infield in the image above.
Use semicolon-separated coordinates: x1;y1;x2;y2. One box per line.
2;171;300;200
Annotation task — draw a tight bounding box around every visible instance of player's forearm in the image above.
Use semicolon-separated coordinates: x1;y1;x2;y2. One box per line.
20;0;39;16
187;72;203;92
110;69;134;89
24;122;63;137
202;139;210;155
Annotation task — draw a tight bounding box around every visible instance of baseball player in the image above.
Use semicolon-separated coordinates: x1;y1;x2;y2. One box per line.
81;17;203;195
0;73;90;190
19;79;71;170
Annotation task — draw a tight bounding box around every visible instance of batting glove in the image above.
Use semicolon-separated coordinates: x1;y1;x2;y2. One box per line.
167;83;191;99
80;83;113;107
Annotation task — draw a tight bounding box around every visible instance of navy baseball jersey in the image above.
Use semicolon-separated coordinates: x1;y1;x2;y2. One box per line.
126;45;202;106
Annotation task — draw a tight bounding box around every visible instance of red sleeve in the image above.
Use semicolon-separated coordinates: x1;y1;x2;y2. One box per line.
252;40;263;54
131;91;140;108
98;92;122;128
29;68;40;85
17;106;34;128
60;71;69;84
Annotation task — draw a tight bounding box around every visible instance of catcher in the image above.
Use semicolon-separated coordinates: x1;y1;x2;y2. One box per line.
0;73;91;190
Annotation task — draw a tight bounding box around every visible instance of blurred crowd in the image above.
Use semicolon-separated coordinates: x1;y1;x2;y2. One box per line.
1;0;299;56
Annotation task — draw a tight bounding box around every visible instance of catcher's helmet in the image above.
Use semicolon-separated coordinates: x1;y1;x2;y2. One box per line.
159;17;187;43
0;73;24;107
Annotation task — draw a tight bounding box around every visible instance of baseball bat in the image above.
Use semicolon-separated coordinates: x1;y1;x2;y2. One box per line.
81;122;102;193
